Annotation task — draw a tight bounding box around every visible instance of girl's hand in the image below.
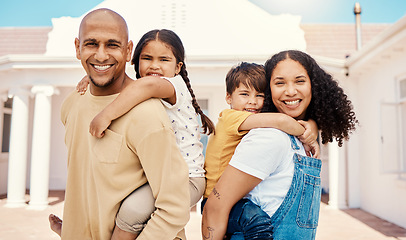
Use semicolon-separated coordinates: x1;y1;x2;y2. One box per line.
76;75;90;95
298;119;320;158
89;112;112;138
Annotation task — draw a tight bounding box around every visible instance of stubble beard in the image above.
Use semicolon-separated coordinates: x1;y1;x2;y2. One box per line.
89;75;115;88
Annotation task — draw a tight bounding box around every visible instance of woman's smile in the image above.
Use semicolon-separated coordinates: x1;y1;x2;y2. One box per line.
270;58;312;120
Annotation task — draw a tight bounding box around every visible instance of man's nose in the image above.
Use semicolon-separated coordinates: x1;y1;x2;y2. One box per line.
94;46;109;62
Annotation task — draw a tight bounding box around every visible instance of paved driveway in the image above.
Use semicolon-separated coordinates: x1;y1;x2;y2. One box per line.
0;191;405;240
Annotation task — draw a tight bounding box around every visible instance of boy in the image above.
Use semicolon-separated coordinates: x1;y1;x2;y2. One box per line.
203;62;318;202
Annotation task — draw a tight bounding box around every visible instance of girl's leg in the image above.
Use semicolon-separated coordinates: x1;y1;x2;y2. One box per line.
112;177;203;240
112;183;155;240
111;227;139;240
188;177;205;207
49;214;62;237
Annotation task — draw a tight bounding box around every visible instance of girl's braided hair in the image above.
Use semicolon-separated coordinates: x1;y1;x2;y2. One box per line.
132;29;215;135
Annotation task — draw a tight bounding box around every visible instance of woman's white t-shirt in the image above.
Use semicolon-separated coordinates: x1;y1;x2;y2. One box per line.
229;128;306;217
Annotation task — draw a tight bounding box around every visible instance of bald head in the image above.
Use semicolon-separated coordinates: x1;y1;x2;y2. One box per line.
74;8;133;96
79;8;129;41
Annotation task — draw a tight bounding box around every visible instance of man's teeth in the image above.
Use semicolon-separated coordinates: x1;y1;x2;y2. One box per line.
285;100;300;105
94;65;111;71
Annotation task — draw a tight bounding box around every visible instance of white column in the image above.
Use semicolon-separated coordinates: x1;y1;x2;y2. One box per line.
28;86;58;209
6;88;31;207
328;141;348;209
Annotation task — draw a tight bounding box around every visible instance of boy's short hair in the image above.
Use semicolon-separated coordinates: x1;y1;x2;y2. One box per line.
225;62;267;95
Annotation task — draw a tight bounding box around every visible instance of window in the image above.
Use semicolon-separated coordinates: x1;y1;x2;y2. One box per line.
1;98;12;153
398;78;406;102
380;77;406;179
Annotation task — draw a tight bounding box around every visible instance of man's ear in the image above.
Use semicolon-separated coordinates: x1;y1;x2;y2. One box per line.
126;40;133;62
75;38;81;60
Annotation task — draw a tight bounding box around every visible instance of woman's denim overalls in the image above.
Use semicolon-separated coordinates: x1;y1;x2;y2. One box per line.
227;135;322;240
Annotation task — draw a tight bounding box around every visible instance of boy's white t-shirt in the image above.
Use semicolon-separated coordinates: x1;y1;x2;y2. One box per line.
229;128;306;217
160;75;205;178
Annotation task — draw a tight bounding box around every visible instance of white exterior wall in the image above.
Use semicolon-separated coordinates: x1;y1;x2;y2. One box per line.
49;87;70;190
349;52;406;229
1;0;405;230
336;73;361;209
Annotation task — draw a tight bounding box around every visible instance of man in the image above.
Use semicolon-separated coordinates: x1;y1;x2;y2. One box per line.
59;8;190;240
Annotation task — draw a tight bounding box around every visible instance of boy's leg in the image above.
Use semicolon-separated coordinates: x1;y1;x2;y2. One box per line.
227;199;273;240
112;183;155;240
200;198;207;214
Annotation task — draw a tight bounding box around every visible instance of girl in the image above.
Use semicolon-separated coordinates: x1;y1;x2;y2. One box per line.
50;29;214;240
202;50;358;240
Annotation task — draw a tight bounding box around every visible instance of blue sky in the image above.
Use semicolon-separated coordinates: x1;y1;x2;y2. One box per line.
1;0;405;27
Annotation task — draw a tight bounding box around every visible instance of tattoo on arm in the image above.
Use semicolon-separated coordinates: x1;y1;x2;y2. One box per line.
212;187;221;200
202;226;215;240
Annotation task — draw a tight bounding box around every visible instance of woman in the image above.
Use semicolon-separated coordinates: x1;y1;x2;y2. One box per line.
202;50;358;240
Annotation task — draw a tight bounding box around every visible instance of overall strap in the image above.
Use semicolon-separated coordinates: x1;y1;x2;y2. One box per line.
288;135;300;151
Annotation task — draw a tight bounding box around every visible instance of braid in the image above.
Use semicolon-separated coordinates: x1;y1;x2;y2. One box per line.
179;63;215;135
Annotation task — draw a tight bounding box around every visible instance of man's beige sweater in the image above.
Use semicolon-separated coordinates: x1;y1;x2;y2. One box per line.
60;91;190;240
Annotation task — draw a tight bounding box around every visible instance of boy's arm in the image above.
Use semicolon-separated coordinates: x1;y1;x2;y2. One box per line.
239;113;305;136
298;119;320;158
89;76;175;138
298;119;318;144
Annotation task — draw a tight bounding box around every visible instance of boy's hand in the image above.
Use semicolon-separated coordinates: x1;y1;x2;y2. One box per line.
298;119;320;158
303;142;320;158
89;112;111;138
76;75;90;95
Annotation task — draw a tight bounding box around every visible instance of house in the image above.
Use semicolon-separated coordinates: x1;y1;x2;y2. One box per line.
1;0;404;230
344;15;406;228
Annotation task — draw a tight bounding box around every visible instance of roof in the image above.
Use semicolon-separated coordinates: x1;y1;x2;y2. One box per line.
346;15;406;76
0;24;389;60
0;27;51;56
301;23;390;59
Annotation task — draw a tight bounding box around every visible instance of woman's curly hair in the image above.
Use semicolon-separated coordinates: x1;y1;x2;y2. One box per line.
262;50;358;147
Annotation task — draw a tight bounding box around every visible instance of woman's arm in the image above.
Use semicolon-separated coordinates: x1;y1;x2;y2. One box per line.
239;113;305;136
202;166;261;240
89;76;175;138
